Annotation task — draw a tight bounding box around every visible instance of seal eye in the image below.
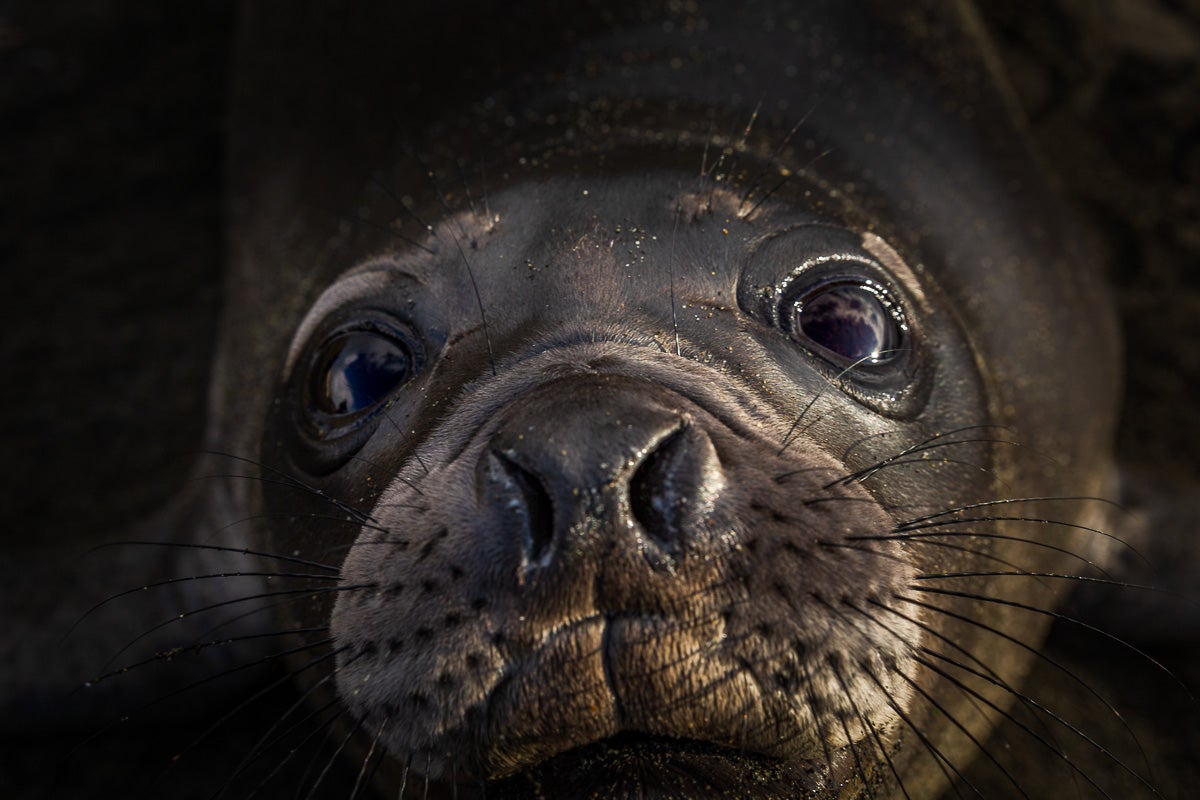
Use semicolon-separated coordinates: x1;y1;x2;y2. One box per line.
785;281;903;367
311;330;415;416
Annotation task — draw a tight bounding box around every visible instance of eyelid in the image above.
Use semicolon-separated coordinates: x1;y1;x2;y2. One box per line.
770;253;884;326
860;232;928;308
309;328;417;417
738;225;933;418
283;265;421;383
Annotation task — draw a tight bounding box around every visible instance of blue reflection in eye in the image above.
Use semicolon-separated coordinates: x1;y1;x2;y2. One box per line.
314;331;413;415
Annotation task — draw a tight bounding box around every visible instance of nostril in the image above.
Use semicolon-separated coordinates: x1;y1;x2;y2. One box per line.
629;427;690;550
490;449;556;565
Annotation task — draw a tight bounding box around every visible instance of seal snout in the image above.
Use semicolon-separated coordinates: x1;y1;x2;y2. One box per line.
479;375;726;573
331;366;921;783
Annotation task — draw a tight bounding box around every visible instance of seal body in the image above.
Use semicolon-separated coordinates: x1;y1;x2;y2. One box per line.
148;0;1136;797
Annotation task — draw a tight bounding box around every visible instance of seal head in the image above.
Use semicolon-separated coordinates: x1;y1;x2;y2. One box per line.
218;1;1122;796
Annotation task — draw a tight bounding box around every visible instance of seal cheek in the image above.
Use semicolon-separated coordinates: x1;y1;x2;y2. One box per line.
329;548;508;770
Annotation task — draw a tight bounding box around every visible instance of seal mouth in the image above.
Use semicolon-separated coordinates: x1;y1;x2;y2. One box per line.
487;733;847;799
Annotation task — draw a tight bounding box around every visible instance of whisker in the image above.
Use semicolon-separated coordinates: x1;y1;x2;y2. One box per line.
95;584;368;671
83;539;339;571
818;595;1016;796
910;587;1193;699
364;173;441;255
903;665;1031;798
668;200;682;357
82;570;339;620
453;156;483;224
478;148;492;225
699;113;715;180
88;626;327;687
853;530;1115;579
772;463;843;482
816;539;910;567
740;145;833;219
867;597;1100;789
862;456;999;483
869;536;1061;582
210;510;390;536
374;404;431;477
737;98;823;218
724;98;762;183
398;752;411;799
896;495;1124;529
411;151;496;377
891;594;1148;751
316;197;434;256
229;651;369;796
833;425;1005;483
367;172;439;240
192;593;312;641
196;472;388;528
84;636;336;763
777;392;824;455
798;661;839;789
236;703;345;799
925;644;1158;795
738;172;792;219
68;543;338;639
912;571;1187;604
778;352;901;454
862;663;982;798
361;211;438;257
835;596;1033;798
898;512;1150;569
830;659;912;800
737;104;815;207
195;449;381;525
180;650;344;795
349;716;389;800
800;494;881;508
301;718;362;800
838;701;877;800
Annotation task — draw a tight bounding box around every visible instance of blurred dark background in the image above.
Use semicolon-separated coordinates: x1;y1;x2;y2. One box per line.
1;0;1196;796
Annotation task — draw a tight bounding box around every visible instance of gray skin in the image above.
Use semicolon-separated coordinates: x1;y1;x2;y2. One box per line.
109;0;1140;797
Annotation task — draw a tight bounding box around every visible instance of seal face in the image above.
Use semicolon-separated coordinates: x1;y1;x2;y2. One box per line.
258;168;1007;796
200;1;1127;797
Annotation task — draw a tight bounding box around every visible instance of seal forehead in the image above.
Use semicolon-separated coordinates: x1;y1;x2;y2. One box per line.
433;172;821;326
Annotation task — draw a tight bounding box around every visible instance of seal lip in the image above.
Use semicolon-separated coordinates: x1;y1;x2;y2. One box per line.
487;732;855;798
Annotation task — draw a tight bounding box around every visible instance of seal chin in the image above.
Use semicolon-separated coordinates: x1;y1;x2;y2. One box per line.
488;733;846;800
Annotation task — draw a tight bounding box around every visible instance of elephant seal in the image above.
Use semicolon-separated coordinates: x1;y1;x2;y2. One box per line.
82;0;1181;797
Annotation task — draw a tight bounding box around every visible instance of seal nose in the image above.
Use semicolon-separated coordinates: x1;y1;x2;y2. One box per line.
477;377;724;569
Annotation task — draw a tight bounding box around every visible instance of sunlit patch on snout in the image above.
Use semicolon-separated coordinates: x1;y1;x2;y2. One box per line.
329;362;921;787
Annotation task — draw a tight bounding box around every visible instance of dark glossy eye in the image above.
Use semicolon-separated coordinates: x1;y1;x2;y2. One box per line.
311;330;415;416
786;281;903;366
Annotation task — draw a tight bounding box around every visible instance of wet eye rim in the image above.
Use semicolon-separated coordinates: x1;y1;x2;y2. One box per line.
299;314;424;438
772;255;913;380
738;228;932;419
